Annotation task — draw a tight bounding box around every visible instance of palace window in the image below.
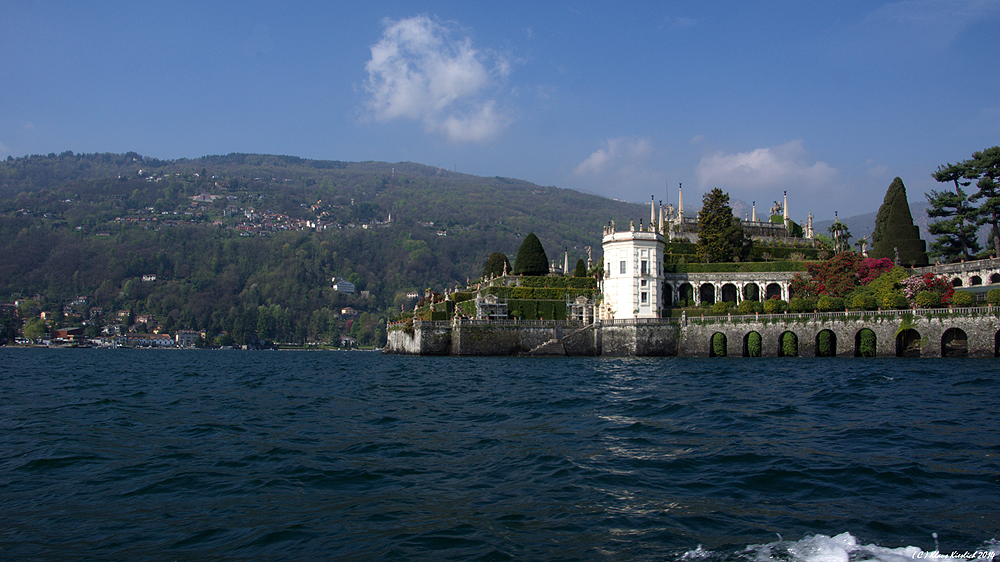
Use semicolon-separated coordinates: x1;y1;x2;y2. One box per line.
641;260;648;275
641;291;648;304
620;260;626;275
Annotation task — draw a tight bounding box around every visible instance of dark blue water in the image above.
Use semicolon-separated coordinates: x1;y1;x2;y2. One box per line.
0;349;997;561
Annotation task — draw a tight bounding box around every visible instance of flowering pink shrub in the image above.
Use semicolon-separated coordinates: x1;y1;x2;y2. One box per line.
901;273;954;305
856;258;894;285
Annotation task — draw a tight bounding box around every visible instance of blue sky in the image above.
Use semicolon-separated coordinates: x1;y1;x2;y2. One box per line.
3;1;998;219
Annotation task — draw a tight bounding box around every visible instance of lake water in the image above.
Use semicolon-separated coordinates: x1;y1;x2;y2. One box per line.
0;349;997;561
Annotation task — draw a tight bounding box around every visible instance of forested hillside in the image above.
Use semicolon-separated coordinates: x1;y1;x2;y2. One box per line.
0;151;648;346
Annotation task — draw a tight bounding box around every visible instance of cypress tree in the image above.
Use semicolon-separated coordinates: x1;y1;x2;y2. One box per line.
872;177;928;266
512;233;549;276
573;258;587;277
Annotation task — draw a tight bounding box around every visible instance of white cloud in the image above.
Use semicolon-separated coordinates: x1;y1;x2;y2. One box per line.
695;140;838;203
574;137;653;176
362;15;511;143
569;137;662;201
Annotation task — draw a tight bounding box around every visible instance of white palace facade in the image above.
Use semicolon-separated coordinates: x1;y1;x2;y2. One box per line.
599;191;811;321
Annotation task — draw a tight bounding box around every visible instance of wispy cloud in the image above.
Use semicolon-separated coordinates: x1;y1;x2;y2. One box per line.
842;0;1000;56
695;140;838;205
362;15;511;143
570;137;663;200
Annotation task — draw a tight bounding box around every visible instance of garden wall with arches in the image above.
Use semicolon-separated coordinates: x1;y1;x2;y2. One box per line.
681;309;1000;358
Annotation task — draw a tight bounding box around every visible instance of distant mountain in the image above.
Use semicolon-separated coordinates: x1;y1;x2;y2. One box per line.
0;151;663;345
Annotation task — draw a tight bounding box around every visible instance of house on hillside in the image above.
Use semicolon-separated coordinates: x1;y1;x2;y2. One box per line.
332;278;355;294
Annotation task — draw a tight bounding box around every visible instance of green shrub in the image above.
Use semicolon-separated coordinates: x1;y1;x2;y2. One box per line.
915;291;941;308
737;300;759;314
987;288;1000;305
711;301;729;314
950;290;974;307
788;297;816;313
883;293;909;309
453;291;475;303
746;332;762;357
817;296;845;312
857;328;877;357
780;331;798;356
817;330;834;357
851;294;877;310
763;299;787;314
711;332;727;357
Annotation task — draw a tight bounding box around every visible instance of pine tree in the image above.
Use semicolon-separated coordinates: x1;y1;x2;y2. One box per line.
928;161;979;262
925;188;981;262
968;146;1000;257
512;233;549;276
481;252;511;279
696;188;752;263
872;177;928;266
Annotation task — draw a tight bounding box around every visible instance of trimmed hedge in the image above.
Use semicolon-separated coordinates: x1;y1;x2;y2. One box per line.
763;299;787;313
519;276;597;289
507;299;567;320
987;288;1000;305
664;261;809;273
950;290;974;307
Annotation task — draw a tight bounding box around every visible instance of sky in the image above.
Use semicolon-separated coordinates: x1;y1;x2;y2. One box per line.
2;0;999;219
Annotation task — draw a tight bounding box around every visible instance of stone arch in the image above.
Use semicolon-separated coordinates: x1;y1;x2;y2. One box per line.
990;273;1000;284
742;283;760;301
743;331;762;357
855;328;877;357
710;332;727;357
970;275;982;286
952;277;963;287
662;282;674;307
766;283;783;300
721;283;738;303
778;330;798;357
700;283;716;305
942;328;968;357
816;329;837;357
896;328;922;357
678;283;694;306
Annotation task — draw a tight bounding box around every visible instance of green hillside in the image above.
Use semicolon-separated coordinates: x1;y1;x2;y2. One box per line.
0;151;649;346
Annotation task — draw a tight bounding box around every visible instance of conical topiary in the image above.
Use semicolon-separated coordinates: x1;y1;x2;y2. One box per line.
872;177;928;266
512;233;549;276
481;252;511;279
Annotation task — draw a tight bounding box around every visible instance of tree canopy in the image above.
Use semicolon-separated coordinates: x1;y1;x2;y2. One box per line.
696;188;752;263
872;177;928;266
512;233;549;276
481;252;511;279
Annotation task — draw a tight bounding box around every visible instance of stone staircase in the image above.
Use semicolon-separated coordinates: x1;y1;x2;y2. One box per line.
525;324;595;356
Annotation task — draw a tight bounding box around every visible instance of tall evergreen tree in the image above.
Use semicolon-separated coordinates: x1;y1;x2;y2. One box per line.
872;177;928;266
696;188;752;263
929;161;979;261
481;252;511;279
926;190;980;263
512;233;549;276
968;146;1000;257
573;258;587;277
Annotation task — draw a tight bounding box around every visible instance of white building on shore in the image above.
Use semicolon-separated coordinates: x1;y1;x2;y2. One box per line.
600;207;665;320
